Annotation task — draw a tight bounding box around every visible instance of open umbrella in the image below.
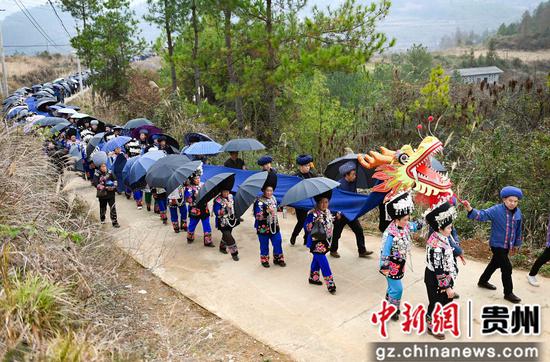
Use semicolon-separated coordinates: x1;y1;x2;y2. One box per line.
92;151;108;166
130;124;162;139
184;132;214;146
324;154;376;189
149;133;180;150
220;138;265;152
70;112;90;119
128;150;166;188
144;155;193;191
196;173;235;207
183;141;222;156
57;108;77;115
85;132;106;160
36;117;68;127
122;156;140;188
112;154;127;192
164;161;203;195
6;105;28;120
281;177;340;207
36;98;58;112
233;171;269;219
123;118;153;129
50;121;72;134
102;136;132;153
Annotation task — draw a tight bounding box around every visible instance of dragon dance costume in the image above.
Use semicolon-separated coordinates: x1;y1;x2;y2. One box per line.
185;174;213;246
213;193;240;260
379;192;420;320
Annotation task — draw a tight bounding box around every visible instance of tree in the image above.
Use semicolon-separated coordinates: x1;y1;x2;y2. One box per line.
71;0;144;100
144;0;182;92
400;44;433;82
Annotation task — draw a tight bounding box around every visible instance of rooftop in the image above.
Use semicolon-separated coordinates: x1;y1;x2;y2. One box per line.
456;66;504;76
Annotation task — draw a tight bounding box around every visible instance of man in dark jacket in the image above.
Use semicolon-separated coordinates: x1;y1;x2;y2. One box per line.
330;161;372;258
224;151;246;169
290;154;316;245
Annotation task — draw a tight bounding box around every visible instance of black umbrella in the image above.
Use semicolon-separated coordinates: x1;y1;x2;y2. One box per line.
144;154;193;190
149;133;180;150
50;122;72;134
281;177;340;206
85;132;106;160
36;117;69;127
184;132;214;146
123;118;153;129
196;173;236;207
220;138;265;152
165;161;203;196
36;97;58;111
324;154;376;189
233;171;269;219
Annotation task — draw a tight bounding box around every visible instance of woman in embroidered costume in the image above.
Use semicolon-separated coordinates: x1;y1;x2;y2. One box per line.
213;186;240;261
424;200;458;340
185;169;213;247
152;187;168;224
168;184;187;233
253;172;286;268
379;192;422;321
304;191;339;294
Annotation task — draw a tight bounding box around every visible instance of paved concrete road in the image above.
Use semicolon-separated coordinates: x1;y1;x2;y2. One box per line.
65;174;550;362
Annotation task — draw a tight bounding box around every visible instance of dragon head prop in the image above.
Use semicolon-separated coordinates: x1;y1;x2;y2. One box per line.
358;136;453;203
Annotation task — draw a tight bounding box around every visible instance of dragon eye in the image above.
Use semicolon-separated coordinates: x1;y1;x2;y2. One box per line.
398;153;409;164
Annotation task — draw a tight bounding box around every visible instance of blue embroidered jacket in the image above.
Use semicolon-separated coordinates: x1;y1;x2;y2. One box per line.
468;204;522;249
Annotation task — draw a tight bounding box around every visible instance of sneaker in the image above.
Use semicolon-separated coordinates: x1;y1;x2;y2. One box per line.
137;206;143;210
527;275;540;287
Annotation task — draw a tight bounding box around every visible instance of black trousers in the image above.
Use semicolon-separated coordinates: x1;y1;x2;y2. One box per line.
330;217;366;254
99;196;117;224
529;247;550;276
479;247;513;295
291;209;308;241
219;229;238;255
424;269;452;324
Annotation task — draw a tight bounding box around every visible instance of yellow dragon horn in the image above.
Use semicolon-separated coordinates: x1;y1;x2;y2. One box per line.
357;149;395;169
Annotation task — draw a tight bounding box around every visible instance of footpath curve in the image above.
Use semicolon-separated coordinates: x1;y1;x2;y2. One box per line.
64;173;550;362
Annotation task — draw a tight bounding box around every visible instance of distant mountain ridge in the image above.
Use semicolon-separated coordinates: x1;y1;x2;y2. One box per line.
1;0;544;54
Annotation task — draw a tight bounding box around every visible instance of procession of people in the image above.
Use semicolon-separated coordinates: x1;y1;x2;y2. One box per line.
3;74;550;342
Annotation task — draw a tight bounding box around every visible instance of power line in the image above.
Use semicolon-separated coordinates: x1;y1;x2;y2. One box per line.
46;0;73;38
4;44;72;47
15;0;59;46
12;0;61;49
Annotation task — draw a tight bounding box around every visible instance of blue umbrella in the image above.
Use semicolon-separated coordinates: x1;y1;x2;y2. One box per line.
128;150;166;188
85;132;106;161
36;117;68;127
6;106;28;120
102;136;132;153
122;156;140;188
281;177;340;206
183;141;222;156
50;121;72;134
220;138;265;152
92;151;108;166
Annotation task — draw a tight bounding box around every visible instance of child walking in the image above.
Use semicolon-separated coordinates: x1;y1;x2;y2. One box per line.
463;186;523;303
379;192;421;320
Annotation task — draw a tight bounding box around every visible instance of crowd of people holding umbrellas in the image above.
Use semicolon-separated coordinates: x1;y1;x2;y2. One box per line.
4;72;550;341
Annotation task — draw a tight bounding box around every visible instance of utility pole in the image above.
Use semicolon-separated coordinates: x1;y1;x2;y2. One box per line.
0;9;8;97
